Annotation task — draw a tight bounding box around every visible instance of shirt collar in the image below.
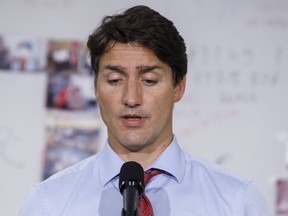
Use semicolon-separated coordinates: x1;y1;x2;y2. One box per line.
98;136;185;186
146;136;186;183
98;141;124;186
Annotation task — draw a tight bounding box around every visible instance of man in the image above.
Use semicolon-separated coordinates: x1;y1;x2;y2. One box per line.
19;5;271;215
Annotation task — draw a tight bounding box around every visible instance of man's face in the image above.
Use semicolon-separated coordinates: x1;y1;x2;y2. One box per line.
95;42;185;154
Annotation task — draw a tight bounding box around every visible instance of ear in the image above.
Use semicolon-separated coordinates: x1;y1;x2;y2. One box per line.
173;76;186;102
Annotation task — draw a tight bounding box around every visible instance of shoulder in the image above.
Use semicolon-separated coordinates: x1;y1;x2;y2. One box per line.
35;153;102;194
182;152;270;215
47;154;99;181
182;152;254;200
184;152;251;188
184;152;251;182
19;153;104;215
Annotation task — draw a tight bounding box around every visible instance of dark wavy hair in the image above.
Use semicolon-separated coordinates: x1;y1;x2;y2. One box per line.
87;5;187;86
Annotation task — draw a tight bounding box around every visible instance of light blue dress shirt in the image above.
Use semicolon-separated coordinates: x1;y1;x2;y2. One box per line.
19;137;271;216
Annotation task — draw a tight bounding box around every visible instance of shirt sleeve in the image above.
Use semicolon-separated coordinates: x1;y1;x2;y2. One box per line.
236;182;272;216
18;186;46;216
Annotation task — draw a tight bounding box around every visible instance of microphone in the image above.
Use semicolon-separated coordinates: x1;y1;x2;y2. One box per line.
119;161;144;216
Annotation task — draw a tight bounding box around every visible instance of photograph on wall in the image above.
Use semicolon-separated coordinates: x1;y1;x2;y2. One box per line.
46;39;91;74
0;34;101;180
0;34;47;72
0;35;92;74
43;111;101;180
46;73;96;110
43;72;100;179
276;178;288;215
43;38;99;180
0;35;11;70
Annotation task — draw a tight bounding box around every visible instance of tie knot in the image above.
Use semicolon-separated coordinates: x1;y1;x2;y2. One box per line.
144;169;163;187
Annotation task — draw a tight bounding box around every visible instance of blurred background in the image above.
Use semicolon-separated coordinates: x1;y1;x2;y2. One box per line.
0;0;288;215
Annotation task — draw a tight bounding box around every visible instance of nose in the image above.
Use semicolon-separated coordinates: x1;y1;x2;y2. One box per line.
122;80;142;107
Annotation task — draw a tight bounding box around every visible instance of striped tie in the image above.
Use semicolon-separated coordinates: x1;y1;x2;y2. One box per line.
138;169;163;216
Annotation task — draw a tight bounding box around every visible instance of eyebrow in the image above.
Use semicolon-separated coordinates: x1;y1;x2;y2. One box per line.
103;64;162;73
136;65;162;72
103;65;125;73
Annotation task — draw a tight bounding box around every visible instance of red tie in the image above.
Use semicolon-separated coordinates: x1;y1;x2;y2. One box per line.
138;169;163;216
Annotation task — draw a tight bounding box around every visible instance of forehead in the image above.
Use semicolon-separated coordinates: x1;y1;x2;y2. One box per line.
99;42;162;65
105;41;153;54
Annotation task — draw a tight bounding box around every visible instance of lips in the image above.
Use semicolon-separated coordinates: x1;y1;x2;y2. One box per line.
121;114;145;127
124;115;141;120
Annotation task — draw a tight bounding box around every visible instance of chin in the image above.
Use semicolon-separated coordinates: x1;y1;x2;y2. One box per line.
120;139;150;152
123;142;144;152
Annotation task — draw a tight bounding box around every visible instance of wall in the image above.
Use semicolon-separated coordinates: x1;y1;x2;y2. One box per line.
1;0;288;215
0;72;47;216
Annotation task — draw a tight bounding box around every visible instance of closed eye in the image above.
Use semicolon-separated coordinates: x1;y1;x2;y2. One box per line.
108;79;122;85
143;79;158;86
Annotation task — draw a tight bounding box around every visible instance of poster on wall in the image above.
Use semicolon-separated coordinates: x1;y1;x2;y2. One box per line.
0;34;47;71
43;110;101;179
276;178;288;215
43;39;100;180
0;34;101;180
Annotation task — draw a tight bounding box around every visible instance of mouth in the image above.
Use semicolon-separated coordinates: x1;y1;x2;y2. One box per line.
121;114;145;127
123;115;142;120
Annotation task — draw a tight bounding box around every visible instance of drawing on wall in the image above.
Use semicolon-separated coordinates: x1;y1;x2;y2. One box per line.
0;127;24;169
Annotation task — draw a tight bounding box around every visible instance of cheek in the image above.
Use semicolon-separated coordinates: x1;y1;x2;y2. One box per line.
150;92;174;115
98;100;114;127
97;91;120;119
98;95;113;113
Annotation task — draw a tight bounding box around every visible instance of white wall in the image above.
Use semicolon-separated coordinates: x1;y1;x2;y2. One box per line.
0;72;47;216
1;0;288;215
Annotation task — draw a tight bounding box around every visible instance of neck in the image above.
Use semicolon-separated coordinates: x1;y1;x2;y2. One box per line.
119;152;159;170
111;135;173;170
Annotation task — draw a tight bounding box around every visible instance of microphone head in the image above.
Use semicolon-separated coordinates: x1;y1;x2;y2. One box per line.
119;161;144;195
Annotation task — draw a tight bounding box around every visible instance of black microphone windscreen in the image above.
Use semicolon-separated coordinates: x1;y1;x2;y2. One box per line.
119;161;144;193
